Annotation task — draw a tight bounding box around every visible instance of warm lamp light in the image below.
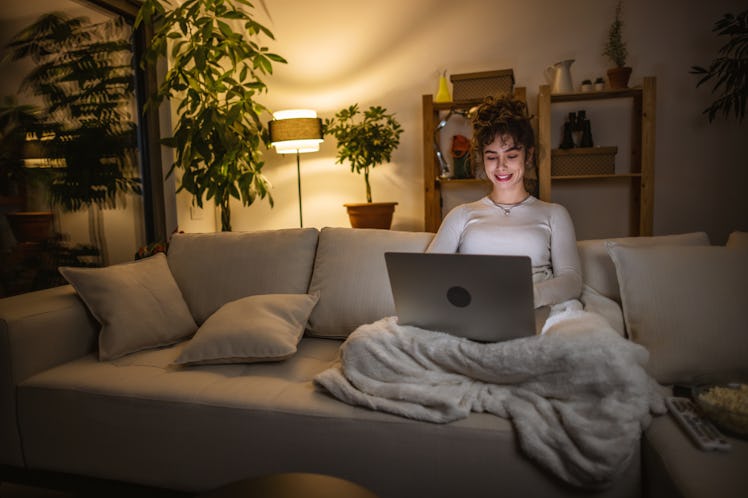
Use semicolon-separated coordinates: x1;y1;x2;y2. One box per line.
269;109;323;227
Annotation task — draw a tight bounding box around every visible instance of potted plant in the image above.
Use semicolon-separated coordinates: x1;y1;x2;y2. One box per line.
0;97;53;244
136;0;286;232
690;9;748;123
603;1;632;89
323;104;403;229
7;13;141;263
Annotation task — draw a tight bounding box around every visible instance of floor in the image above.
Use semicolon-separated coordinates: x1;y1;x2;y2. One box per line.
0;483;74;497
0;481;192;498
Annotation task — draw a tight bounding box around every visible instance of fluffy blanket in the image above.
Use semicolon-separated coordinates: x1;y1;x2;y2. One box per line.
314;305;665;489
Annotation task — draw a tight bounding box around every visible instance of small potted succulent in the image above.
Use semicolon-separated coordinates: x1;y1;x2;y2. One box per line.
323;104;403;229
603;1;632;89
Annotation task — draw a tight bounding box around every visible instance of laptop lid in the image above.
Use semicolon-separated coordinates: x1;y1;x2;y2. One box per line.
384;252;536;342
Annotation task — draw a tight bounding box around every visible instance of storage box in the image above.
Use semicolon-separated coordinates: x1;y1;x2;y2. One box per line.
551;146;617;176
450;69;514;100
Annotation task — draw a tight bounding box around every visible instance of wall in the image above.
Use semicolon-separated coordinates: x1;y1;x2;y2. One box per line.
173;0;747;244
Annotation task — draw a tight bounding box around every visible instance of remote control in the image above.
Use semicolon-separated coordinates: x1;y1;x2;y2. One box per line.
665;397;731;452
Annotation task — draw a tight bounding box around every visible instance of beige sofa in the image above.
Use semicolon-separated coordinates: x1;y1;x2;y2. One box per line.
0;227;746;497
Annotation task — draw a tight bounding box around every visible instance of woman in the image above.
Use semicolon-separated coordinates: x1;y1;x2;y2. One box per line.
427;96;582;309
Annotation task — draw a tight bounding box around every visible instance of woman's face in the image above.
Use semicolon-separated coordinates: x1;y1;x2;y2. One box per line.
482;134;532;194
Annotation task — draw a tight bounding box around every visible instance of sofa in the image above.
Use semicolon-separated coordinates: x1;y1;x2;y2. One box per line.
1;226;746;498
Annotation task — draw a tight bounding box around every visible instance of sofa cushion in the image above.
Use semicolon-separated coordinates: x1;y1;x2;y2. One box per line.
167;229;319;324
174;293;319;366
17;338;641;497
607;244;748;385
576;232;710;303
59;254;197;361
727;230;748;248
306;227;434;339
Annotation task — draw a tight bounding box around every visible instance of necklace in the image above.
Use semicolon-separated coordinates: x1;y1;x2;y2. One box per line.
489;194;531;216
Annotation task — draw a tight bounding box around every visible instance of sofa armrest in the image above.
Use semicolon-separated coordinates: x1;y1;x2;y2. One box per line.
0;285;96;466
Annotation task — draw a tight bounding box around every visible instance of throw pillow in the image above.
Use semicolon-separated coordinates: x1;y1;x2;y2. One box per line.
59;253;197;361
576;232;710;303
607;243;748;385
173;293;319;366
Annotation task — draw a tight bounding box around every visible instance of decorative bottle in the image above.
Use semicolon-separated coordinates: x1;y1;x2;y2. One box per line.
435;70;451;103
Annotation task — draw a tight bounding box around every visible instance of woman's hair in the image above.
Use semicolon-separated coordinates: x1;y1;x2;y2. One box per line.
471;95;535;153
471;95;538;195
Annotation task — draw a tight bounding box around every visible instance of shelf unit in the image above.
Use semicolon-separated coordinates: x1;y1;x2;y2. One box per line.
537;77;655;236
422;87;526;232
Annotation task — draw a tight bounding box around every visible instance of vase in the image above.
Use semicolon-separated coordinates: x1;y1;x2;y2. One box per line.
343;202;398;229
6;211;54;243
607;67;632;89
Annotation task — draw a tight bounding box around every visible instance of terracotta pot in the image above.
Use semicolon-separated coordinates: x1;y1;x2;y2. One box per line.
5;211;54;243
344;202;398;229
607;67;632;89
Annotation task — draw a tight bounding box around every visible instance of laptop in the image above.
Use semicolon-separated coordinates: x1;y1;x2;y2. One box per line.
384;252;539;342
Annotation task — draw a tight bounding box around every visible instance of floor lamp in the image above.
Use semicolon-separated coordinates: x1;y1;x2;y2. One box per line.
269;110;323;227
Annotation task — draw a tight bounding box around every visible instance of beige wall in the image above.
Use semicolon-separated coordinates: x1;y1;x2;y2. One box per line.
177;0;745;244
5;0;747;248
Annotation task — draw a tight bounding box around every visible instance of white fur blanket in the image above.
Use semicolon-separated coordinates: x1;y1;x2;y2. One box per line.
314;306;665;489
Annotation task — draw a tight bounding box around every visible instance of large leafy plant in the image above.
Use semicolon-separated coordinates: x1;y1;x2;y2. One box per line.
323;104;403;203
690;10;747;123
6;13;141;263
136;0;286;231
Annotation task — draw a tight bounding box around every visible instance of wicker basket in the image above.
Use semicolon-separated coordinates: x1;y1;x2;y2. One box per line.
450;69;514;100
551;146;617;176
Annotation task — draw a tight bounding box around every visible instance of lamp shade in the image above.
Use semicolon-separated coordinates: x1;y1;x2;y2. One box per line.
269;109;323;154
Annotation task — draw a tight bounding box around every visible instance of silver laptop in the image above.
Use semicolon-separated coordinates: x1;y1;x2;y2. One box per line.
384;252;538;342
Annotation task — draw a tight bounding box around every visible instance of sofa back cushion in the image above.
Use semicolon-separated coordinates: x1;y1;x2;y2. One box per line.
607;243;748;385
307;227;434;339
576;232;710;303
167;228;319;324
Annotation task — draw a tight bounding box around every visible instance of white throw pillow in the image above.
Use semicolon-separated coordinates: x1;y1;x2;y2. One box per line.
607;243;748;385
59;253;197;361
174;293;319;366
307;227;434;339
577;232;710;303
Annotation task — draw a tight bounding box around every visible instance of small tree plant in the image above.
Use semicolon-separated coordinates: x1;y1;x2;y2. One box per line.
690;10;748;123
136;0;286;231
603;1;628;68
323;104;403;203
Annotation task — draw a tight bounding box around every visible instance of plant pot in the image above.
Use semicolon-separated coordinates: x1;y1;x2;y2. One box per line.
344;202;398;229
6;211;54;243
607;67;632;89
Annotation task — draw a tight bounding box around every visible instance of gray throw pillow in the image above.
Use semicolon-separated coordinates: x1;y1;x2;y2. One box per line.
174;293;319;366
59;253;197;361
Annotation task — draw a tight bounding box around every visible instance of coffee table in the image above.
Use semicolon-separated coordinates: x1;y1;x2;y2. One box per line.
199;472;380;498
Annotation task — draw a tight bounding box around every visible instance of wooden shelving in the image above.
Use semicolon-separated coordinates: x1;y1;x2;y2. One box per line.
422;87;526;232
537;77;656;237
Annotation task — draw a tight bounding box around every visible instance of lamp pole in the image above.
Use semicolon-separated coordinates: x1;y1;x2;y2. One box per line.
296;150;303;227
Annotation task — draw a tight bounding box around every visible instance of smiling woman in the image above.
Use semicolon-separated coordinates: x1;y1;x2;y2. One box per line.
427;96;583;311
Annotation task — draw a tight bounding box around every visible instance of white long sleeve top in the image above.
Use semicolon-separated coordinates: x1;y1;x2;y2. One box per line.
426;196;582;307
